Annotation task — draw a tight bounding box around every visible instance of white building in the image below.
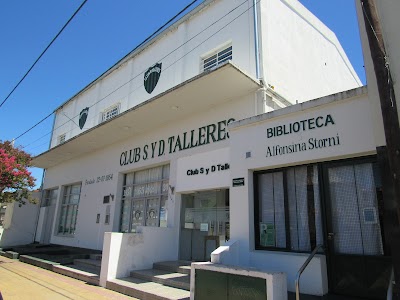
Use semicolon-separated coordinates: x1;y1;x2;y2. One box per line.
31;0;377;298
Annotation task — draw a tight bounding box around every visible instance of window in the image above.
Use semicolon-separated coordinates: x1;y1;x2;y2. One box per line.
42;188;58;207
58;183;81;235
202;45;232;72
57;134;66;145
120;164;169;232
255;164;323;252
0;205;6;227
101;104;120;122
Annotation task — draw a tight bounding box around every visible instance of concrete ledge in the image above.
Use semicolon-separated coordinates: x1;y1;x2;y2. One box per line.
53;265;99;286
2;251;19;259
19;255;60;270
190;262;287;300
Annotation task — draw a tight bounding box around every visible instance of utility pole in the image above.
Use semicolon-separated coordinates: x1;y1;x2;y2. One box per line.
360;0;400;298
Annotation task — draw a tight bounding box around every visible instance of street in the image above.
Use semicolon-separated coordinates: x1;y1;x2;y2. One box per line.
0;256;136;300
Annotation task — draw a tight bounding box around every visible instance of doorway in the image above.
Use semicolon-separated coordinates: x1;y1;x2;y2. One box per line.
324;160;391;299
179;189;229;261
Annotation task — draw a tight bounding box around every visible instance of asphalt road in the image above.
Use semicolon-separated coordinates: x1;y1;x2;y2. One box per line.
0;256;137;300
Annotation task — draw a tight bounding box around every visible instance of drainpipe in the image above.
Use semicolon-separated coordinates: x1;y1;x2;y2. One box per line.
253;0;261;80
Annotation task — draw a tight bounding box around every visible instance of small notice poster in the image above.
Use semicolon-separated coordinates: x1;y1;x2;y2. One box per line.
260;223;275;247
200;223;209;232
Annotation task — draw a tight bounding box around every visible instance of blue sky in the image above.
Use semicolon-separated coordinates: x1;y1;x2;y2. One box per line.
0;0;364;188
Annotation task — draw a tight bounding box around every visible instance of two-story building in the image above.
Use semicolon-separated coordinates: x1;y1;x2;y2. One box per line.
31;0;378;298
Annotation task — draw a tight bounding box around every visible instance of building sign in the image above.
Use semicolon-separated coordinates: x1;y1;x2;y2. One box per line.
232;178;245;187
85;173;113;185
120;118;235;166
144;62;162;94
187;163;229;176
265;114;340;158
79;107;89;130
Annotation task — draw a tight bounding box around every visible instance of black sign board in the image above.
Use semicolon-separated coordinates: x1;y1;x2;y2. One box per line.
232;177;245;187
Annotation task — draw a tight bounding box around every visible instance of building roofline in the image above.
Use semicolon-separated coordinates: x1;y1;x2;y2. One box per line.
229;86;368;130
55;0;216;112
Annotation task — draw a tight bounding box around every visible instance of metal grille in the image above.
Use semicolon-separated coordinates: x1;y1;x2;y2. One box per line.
121;164;169;232
203;46;232;71
328;163;383;255
102;104;120;122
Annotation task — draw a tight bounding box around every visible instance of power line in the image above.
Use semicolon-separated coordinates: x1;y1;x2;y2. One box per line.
15;0;201;147
0;0;89;110
20;0;254;151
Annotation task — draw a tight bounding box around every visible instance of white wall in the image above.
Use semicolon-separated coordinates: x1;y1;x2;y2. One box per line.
260;0;361;104
100;229;178;286
176;147;231;193
0;192;40;247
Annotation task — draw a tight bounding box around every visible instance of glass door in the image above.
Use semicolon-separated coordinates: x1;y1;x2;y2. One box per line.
324;161;391;299
179;189;229;261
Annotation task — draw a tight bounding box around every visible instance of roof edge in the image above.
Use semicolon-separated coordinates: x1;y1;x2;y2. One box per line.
229;86;368;130
55;0;217;112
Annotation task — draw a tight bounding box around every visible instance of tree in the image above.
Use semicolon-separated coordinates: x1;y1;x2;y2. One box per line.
0;140;36;205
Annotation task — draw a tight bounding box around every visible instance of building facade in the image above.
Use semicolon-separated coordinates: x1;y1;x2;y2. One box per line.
32;0;372;297
227;87;390;298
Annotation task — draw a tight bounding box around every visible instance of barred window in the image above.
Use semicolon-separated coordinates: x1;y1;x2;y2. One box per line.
120;164;169;232
101;104;120;122
0;205;6;227
202;45;232;72
58;133;66;145
58;183;81;235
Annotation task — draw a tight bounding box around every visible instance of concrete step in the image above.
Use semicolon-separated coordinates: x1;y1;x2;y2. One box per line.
73;258;101;272
53;264;100;285
1;251;19;259
107;277;190;300
19;255;60;271
153;260;191;275
130;268;190;291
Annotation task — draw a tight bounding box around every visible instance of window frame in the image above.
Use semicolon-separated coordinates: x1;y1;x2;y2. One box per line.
254;163;324;254
120;164;169;233
254;156;382;254
57;183;81;236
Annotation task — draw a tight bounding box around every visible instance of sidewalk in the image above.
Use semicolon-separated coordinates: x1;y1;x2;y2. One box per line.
0;256;137;300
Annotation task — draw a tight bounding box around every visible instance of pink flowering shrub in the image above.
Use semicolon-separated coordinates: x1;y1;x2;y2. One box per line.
0;141;36;204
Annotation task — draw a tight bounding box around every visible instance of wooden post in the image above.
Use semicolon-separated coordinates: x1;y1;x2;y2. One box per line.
360;0;400;298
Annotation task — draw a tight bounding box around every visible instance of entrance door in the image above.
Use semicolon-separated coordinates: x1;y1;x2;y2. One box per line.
179;189;229;261
324;161;391;299
42;189;58;244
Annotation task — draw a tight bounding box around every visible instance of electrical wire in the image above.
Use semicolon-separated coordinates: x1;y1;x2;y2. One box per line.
21;0;255;151
0;0;89;109
15;0;202;147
